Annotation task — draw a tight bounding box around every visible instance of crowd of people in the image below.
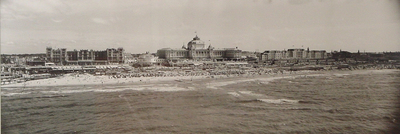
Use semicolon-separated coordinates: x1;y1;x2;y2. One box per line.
347;64;399;70
104;64;400;79
3;63;399;85
106;68;279;79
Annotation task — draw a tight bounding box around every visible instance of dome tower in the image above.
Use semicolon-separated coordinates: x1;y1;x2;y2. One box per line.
187;35;205;50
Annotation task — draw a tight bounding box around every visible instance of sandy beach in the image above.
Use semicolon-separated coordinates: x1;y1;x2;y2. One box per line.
1;73;207;88
2;69;325;88
2;69;394;88
1;69;395;94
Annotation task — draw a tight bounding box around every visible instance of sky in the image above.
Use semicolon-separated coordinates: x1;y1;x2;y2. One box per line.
1;0;400;54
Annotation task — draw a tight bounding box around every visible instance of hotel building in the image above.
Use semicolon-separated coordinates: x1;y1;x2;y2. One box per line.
261;48;327;61
46;47;125;65
157;35;242;61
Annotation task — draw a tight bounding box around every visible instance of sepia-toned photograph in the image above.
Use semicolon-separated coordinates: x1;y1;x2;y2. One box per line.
1;0;400;133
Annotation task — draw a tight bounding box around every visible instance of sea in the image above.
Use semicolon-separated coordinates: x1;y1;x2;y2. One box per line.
2;70;399;133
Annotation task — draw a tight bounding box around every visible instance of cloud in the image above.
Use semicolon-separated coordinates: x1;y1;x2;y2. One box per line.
92;18;108;24
1;0;71;21
91;17;123;25
2;41;15;46
51;18;64;23
109;17;121;23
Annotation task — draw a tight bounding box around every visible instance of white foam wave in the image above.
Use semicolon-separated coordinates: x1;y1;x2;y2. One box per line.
227;92;241;97
1;92;31;96
94;88;134;93
333;74;350;77
207;81;239;89
143;86;193;92
227;90;299;104
257;99;299;104
41;89;94;94
207;77;282;89
38;86;193;94
238;91;264;97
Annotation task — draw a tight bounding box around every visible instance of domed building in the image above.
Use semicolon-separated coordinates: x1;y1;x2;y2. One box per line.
187;35;205;50
157;35;242;61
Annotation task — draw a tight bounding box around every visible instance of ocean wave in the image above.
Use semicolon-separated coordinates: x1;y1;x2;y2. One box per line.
37;86;193;94
1;92;31;97
257;99;299;104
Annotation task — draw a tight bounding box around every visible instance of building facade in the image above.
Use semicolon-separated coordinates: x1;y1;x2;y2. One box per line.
1;54;46;65
137;53;158;64
46;47;125;65
106;48;125;64
261;50;288;61
261;48;327;61
46;47;67;65
157;35;242;61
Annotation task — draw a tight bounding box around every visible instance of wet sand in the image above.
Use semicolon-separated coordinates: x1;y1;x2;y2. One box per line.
2;69;399;133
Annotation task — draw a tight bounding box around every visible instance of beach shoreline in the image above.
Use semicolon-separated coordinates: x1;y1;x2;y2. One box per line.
2;69;396;88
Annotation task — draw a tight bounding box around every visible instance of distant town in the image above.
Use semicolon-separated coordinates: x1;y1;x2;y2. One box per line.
2;35;400;85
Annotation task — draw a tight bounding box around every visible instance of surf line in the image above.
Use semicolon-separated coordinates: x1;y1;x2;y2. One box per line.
119;94;150;134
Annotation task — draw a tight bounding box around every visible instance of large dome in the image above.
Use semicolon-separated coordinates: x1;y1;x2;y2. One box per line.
187;35;205;50
188;35;205;45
